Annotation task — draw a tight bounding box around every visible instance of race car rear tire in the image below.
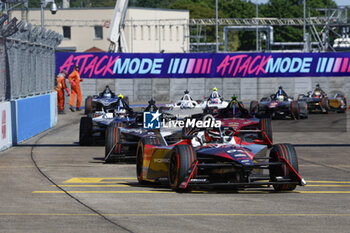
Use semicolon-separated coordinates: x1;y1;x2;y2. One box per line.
259;118;273;145
136;137;163;184
169;145;197;191
298;101;308;119
290;101;300;120
124;96;129;106
249;101;258;114
257;104;269;118
79;117;92;146
105;122;124;163
85;96;93;114
321;97;329;113
269;143;299;191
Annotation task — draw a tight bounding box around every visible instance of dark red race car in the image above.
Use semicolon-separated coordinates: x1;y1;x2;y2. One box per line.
136;124;305;192
193;96;273;146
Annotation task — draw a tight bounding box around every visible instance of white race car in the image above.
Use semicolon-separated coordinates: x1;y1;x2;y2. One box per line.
166;90;201;109
201;88;229;109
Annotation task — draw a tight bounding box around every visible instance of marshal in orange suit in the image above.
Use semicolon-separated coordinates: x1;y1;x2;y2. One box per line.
68;65;83;112
55;70;70;114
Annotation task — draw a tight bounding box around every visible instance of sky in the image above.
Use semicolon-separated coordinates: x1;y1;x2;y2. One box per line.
255;0;349;6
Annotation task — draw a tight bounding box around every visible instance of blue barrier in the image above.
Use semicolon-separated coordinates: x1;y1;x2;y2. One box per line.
13;94;51;143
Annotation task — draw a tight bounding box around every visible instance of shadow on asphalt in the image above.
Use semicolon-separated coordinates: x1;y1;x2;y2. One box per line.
125;182;297;194
15;144;80;147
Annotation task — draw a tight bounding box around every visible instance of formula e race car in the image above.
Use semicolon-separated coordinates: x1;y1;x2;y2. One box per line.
104;124;181;163
298;89;347;114
79;94;137;146
84;85;129;114
195;96;273;145
103;99;183;163
251;88;308;120
201;87;229;110
136;125;305;192
165;90;201;109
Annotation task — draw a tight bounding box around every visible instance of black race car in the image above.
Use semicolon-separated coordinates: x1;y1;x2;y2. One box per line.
84;85;129;114
79;94;138;146
250;88;308;120
104;99;181;163
298;88;347;113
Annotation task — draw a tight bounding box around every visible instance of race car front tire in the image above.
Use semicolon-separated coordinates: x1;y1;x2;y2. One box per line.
269;143;299;191
259;118;273;145
321;97;329;113
105;122;124;163
136;137;163;184
298;101;308;118
85;96;93;114
124;96;129;106
79;117;92;146
290;101;300;120
169;145;197;191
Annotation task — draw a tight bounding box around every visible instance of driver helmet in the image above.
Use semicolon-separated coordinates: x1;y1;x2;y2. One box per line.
103;92;112;98
212;91;218;98
277;95;284;101
115;108;126;115
314;91;321;98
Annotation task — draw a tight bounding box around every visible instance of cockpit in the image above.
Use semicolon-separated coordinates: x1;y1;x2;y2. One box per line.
189;127;236;147
183;94;191;101
276;94;285;101
211;91;219;99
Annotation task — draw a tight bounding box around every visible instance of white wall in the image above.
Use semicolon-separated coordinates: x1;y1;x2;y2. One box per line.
11;7;189;53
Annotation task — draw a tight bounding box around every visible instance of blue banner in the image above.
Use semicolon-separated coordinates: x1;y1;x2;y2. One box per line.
56;52;350;79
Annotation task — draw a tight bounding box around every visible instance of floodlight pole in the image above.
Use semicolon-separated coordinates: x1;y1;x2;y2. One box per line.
215;0;219;53
41;0;56;29
256;1;259;51
303;0;306;51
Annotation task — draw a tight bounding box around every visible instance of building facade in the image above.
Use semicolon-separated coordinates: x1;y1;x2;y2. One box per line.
12;7;189;53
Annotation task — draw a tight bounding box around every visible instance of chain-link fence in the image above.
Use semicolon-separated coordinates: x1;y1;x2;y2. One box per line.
0;14;62;101
0;37;5;101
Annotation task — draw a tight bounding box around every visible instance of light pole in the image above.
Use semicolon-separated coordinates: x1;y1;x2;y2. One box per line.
303;0;306;51
256;1;259;52
41;0;57;29
215;0;219;53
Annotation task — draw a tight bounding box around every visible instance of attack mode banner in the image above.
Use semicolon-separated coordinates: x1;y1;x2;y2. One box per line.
56;52;350;78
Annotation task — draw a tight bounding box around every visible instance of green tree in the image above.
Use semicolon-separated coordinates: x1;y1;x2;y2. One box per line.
260;0;337;43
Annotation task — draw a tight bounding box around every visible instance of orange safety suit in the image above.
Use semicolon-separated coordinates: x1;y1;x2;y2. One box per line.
68;69;83;109
56;74;70;111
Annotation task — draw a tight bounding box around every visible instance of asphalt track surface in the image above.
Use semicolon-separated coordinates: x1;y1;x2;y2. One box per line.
1;109;350;233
